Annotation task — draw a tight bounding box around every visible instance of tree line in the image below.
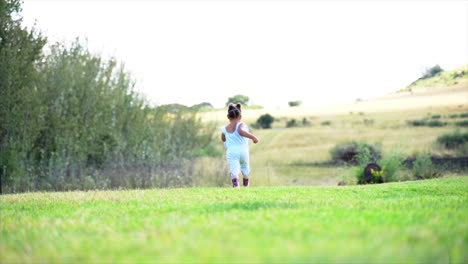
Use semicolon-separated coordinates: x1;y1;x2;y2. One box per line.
0;0;216;193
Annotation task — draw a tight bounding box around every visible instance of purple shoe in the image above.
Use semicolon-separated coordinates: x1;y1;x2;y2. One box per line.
243;178;249;187
232;178;240;188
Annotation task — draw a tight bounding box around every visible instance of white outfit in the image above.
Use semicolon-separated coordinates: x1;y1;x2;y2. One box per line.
221;122;250;179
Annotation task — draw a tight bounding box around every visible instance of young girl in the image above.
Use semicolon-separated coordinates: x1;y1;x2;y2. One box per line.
221;103;259;188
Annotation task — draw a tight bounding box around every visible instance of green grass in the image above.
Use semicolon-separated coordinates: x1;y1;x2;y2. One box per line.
399;65;468;92
1;177;467;263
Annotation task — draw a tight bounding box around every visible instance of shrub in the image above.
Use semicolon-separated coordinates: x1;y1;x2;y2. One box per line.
256;114;274;129
407;120;427;126
286;119;299;128
363;119;375;126
321;121;331;126
421;65;444;79
449;114;459;118
427;120;447;127
378;150;406;182
436;130;468;149
353;166;366;184
455;120;468;127
460;113;468;118
407;119;446;127
288;101;302;107
412;153;441;180
330;141;381;165
431;114;441;119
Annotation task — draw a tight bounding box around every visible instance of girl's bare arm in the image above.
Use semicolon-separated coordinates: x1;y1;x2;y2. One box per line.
238;124;259;143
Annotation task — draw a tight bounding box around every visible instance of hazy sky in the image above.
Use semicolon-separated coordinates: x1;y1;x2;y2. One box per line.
22;0;467;108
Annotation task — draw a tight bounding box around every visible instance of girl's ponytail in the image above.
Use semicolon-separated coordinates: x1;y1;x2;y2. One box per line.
227;103;241;119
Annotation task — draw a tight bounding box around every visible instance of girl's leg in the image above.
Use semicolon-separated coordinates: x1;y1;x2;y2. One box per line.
240;150;250;187
227;150;241;188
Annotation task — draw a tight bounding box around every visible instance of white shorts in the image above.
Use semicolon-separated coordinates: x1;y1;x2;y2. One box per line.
226;147;250;178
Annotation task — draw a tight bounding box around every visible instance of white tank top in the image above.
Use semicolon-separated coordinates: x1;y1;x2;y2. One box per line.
221;122;250;149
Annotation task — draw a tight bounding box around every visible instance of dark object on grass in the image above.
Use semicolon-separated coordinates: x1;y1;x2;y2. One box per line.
337;181;346;186
362;163;383;184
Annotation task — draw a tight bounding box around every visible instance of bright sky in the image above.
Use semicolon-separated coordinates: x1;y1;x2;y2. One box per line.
22;0;468;109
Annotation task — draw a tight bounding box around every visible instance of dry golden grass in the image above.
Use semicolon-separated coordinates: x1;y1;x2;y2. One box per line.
197;81;468;186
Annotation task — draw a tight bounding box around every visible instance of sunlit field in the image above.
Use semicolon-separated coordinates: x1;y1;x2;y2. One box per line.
1;177;467;263
198;80;468;187
3;2;467;263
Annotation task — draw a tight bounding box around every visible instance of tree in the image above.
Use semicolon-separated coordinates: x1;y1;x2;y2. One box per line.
0;0;47;193
191;102;213;111
288;101;302;107
421;65;443;79
226;94;249;106
256;114;274;129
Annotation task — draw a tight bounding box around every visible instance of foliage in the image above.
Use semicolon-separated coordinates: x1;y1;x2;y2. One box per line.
288;101;302;107
243;105;263;110
0;0;47;193
358;166;384;184
407;119;427;126
285;118;312;128
286;119;299;128
1;178;466;263
191;102;213;111
377;150;406;182
427;120;447;127
0;2;217;193
412;153;441;180
455;120;468;127
436;130;468;149
226;94;249;106
321;120;331;126
421;65;443;79
330;141;381;165
399;65;467;93
407;119;446;127
256;114;275;129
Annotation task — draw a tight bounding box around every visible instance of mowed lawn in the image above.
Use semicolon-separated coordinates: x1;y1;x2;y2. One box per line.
1;177;467;263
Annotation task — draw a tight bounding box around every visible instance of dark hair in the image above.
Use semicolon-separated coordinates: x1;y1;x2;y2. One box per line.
227;103;242;119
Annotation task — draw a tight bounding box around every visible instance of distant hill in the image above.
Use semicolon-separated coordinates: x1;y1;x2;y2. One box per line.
399;65;468;93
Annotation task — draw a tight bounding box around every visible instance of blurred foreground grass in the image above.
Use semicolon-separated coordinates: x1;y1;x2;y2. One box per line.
1;177;467;263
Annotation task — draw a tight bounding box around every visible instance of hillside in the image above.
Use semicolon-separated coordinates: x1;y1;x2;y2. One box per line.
399;65;468;93
201;66;468;123
197;67;468;188
1;177;467;263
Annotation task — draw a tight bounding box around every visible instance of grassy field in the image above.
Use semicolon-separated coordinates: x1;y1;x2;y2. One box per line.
196;104;468;187
196;70;468;187
1;177;467;263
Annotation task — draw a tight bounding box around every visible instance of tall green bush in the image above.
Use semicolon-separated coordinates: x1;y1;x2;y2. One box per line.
377;150;406;182
437;130;468;149
330;141;381;165
412;153;440;180
0;2;217;193
0;0;47;193
256;114;275;129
